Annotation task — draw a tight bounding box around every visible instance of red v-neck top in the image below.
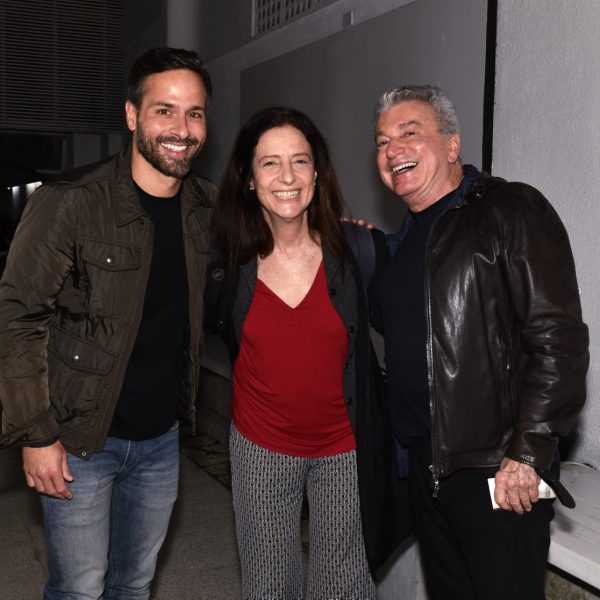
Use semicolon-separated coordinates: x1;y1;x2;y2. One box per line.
231;260;355;457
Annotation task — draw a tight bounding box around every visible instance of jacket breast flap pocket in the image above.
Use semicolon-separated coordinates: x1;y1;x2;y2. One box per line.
81;239;141;316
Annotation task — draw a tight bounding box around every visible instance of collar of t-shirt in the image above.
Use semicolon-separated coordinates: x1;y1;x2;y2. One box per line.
134;182;181;224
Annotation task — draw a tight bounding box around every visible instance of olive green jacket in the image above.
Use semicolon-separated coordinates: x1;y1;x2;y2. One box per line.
0;146;215;458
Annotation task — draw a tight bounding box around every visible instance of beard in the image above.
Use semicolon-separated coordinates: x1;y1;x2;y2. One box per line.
136;122;203;179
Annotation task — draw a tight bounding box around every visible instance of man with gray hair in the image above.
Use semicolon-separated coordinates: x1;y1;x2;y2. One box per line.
371;84;588;599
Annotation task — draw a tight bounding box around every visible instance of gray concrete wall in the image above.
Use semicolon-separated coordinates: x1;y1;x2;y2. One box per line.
180;0;252;61
166;0;203;51
123;0;167;91
494;0;599;468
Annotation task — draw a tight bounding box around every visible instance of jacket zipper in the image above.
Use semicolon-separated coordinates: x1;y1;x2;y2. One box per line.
502;306;516;422
425;201;466;497
424;238;439;497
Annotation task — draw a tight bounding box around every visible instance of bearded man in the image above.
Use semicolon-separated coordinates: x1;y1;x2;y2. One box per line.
0;47;216;599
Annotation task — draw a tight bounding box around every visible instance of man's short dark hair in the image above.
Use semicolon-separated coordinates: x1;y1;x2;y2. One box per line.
127;47;212;108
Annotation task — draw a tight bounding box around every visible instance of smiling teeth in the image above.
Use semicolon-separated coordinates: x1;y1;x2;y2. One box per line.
392;162;417;173
162;142;187;152
273;191;300;199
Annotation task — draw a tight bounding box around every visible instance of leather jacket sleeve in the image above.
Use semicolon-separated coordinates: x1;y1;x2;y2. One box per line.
0;185;76;446
499;182;589;470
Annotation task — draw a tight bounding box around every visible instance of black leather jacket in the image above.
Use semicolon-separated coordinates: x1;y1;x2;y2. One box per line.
388;168;589;487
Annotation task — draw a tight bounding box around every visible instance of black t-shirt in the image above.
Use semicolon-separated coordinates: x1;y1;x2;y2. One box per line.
109;184;189;440
374;191;458;445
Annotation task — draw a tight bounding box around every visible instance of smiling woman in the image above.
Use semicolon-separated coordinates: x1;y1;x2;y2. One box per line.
206;106;407;599
250;125;316;228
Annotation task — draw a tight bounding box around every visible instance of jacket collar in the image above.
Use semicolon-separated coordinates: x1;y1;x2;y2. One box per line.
451;163;480;208
463;168;505;203
110;145;209;227
388;164;482;255
238;258;258;294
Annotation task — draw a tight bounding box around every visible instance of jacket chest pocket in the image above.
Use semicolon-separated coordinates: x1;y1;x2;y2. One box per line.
81;239;141;316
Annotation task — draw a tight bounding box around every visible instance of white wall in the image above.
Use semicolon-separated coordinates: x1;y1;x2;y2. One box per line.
494;0;599;467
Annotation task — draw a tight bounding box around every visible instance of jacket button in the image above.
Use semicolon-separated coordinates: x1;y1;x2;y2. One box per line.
329;288;336;297
348;326;355;333
211;268;225;282
81;451;87;457
216;320;224;330
105;256;114;265
346;396;353;405
72;354;80;362
473;183;485;199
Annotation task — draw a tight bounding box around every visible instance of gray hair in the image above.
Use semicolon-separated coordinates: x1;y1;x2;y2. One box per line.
374;85;460;138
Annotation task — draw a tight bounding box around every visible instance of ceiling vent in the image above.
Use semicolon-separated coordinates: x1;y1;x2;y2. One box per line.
253;0;335;36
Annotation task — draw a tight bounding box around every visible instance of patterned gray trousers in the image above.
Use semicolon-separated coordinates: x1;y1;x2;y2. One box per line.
230;425;376;600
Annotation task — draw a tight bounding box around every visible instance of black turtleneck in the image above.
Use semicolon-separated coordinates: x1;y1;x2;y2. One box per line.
375;189;459;444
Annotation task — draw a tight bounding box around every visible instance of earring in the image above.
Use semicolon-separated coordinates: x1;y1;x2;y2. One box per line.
249;181;255;190
313;172;318;185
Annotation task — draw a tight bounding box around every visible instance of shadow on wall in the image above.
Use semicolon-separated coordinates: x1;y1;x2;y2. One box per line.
343;159;406;233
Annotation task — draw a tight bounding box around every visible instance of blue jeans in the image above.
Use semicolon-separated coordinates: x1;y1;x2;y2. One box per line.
41;423;180;600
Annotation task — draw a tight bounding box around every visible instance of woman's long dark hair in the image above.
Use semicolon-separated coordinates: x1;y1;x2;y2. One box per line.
210;106;347;274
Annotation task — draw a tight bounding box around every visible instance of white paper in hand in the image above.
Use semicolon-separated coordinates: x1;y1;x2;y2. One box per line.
487;478;556;509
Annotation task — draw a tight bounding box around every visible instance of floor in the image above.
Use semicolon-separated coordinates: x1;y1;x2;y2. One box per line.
0;427;411;599
0;428;242;600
